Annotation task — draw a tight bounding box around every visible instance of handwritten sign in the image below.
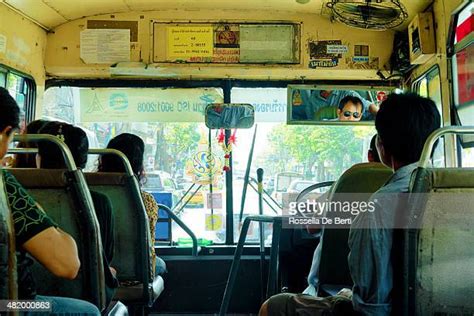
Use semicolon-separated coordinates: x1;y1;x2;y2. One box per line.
167;26;213;59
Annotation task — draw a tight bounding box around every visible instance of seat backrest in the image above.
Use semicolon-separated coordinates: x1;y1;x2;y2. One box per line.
84;172;152;304
0;170;17;300
8;168;105;309
401;167;474;315
318;162;392;289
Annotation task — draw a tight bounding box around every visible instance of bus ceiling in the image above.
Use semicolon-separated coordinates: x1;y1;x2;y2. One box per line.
1;1;433;31
0;0;452;82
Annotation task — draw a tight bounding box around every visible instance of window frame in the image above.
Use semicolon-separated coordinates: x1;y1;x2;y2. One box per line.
412;64;443;120
447;1;474;166
0;64;36;124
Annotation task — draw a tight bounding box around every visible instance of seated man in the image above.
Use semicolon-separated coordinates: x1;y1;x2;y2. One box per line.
304;134;381;296
260;93;440;316
337;96;364;122
301;90;377;121
0;87;100;314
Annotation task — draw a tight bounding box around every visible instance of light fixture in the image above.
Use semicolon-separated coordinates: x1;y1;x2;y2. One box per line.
296;0;311;4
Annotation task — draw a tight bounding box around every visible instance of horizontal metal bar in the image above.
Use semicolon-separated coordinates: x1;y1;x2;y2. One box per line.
88;149;135;177
12;134;77;171
8;148;38;154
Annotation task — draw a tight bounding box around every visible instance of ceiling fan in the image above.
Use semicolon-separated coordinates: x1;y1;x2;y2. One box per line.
326;0;408;30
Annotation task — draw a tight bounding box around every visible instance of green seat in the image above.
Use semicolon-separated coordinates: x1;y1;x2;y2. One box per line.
84;172;163;307
399;167;474;315
8;168;106;309
0;170;17;300
317;162;392;296
313;106;338;120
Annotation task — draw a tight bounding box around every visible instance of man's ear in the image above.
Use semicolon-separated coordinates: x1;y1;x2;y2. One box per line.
337;109;341;116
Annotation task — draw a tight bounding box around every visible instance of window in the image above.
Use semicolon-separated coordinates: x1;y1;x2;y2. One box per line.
414;67;445;167
0;66;35;130
44;84;378;245
43;86;227;244
231;87;375;242
450;3;474;167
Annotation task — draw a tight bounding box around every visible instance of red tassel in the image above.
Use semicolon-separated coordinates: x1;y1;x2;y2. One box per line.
217;129;225;143
224;154;230;159
228;129;237;144
223;166;230;172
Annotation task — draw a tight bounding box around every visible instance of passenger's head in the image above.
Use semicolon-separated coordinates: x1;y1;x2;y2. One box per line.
338;96;363;121
367;134;380;163
37;121;89;169
375;93;440;169
98;133;145;181
0;87;20;159
26;119;50;134
15;119;51;168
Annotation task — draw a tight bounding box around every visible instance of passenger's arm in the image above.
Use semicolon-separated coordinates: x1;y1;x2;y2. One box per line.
369;103;379;114
22;227;80;279
348;207;392;315
90;191;115;263
4;171;81;280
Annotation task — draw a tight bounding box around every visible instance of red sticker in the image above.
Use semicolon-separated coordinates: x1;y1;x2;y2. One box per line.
376;91;387;103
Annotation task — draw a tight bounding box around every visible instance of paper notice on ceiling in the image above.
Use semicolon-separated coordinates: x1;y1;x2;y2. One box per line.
80;29;130;64
0;34;6;54
167;26;213;59
326;44;348;54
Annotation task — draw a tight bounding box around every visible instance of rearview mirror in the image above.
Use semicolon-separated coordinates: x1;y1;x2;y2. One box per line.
288;85;393;125
205;103;255;129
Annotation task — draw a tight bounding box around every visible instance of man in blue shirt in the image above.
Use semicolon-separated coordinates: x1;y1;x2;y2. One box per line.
295;90;378;121
304;135;382;297
259;93;440;316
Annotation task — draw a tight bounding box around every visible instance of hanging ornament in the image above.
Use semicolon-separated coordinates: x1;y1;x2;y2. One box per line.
217;128;237;172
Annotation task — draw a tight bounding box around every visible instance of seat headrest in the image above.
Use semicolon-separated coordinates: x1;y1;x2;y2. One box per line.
7;168;68;188
332;162;393;194
84;172;127;186
430;168;474;189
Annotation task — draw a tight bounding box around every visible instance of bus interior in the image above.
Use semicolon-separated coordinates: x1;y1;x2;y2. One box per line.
0;0;473;315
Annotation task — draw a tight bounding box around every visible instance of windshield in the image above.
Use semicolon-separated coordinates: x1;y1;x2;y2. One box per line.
43;86;375;244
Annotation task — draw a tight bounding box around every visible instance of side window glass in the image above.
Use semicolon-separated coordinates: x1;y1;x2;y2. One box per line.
451;3;473;167
414;67;445;167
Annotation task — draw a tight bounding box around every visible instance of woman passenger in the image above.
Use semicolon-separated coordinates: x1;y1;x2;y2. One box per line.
98;133;167;277
12;119;49;168
36;121;118;304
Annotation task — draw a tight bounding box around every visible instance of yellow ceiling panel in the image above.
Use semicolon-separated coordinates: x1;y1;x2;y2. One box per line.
125;0;324;13
4;0;67;28
42;0;130;21
1;0;434;30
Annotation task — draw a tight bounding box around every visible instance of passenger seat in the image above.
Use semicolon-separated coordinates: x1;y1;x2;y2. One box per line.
316;162;392;296
84;171;164;309
394;165;474;315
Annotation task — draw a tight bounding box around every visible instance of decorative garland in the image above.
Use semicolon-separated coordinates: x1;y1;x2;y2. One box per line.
217;128;237;172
